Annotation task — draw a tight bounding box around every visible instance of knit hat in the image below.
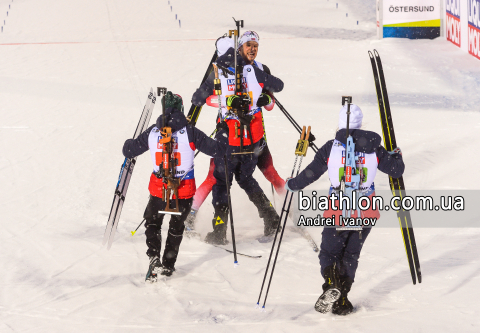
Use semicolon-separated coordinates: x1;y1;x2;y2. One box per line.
163;91;183;113
237;31;259;49
338;104;363;129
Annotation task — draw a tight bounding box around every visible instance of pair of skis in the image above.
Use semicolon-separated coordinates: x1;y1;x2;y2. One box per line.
187;52;218;126
102;88;157;250
369;50;422;285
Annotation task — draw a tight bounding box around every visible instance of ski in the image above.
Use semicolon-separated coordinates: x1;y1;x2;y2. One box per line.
103;88;157;249
183;228;261;258
212;244;262;259
187;51;218;126
368;50;422;285
296;227;319;252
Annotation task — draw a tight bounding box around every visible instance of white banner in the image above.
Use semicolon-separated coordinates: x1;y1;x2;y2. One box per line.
383;0;441;25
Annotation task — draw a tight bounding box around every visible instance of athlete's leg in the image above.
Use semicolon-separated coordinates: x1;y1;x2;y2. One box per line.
257;140;286;195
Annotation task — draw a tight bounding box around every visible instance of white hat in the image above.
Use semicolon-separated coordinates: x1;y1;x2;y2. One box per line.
237;31;260;49
338;104;363;129
216;36;234;56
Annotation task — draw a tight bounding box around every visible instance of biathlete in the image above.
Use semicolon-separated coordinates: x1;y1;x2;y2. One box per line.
122;92;226;281
191;31;285;244
285;103;405;315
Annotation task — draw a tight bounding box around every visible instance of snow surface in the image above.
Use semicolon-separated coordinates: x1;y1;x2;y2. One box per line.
1;0;479;332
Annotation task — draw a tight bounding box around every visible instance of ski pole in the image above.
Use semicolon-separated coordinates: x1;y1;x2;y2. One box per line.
275;98;319;153
224;154;238;266
131;219;145;236
257;126;310;309
256;156;299;307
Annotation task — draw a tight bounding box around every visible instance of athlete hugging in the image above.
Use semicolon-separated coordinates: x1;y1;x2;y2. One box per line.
120;30;405;317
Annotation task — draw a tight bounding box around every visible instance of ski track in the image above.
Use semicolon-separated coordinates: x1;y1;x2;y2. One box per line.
0;0;479;332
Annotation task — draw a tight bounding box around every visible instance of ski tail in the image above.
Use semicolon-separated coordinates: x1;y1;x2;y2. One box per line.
187;52;218;126
369;50;421;284
297;227;319;252
103;89;156;249
133;89;156;139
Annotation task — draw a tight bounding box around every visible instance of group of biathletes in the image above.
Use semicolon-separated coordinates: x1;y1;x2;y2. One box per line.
122;30;405;315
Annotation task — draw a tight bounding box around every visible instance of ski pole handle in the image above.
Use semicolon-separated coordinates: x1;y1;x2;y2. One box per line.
305;126;311;141
295;125;309;157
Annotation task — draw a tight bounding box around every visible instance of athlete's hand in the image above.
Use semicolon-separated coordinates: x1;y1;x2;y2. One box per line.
216;121;228;133
388;147;402;156
226;95;249;109
284;177;297;193
256;93;272;108
237;113;253;126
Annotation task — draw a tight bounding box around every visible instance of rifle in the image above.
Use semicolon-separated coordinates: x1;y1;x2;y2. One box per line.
226;18;255;155
338;96;362;233
156;87;182;216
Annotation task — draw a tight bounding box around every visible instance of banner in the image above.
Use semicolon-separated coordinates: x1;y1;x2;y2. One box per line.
446;0;461;46
468;0;480;59
383;0;441;38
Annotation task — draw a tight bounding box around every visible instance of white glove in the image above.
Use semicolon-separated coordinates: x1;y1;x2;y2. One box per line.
389;147;402;156
284;177;296;192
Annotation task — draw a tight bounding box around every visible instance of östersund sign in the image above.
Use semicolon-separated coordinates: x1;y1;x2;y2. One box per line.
382;0;441;38
446;0;461;46
468;0;480;59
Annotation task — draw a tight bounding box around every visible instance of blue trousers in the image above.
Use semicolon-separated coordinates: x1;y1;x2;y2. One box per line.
319;227;372;282
211;151;262;207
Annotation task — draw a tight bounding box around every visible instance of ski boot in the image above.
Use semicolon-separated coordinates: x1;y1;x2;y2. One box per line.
145;256;163;283
248;192;281;236
332;278;354;315
161;266;176;277
314;264;342;313
204;204;228;245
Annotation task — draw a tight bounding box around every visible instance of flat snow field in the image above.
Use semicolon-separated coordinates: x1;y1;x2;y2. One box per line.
0;0;479;332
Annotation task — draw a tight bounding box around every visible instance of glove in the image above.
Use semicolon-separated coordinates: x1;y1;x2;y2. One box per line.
216;121;228;133
226;95;249;109
215;48;245;68
256;93;272;108
284;177;296;193
388;147;402;156
237;113;253;126
308;133;316;146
